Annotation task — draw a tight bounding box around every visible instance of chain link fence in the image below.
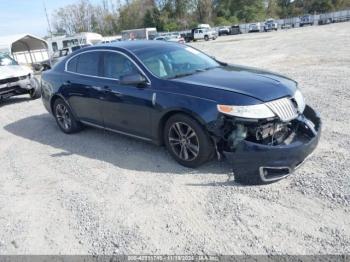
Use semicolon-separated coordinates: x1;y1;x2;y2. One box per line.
235;9;350;34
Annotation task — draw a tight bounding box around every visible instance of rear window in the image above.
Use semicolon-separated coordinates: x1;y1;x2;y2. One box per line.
67;56;78;72
76;52;100;76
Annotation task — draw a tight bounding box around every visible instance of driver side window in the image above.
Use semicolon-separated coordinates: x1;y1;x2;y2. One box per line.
103;52;138;80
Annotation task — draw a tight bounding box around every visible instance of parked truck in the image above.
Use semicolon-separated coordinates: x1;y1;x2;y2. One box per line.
264;19;278;31
300;15;314;27
181;27;217;42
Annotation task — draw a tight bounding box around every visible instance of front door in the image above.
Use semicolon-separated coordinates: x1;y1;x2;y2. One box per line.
99;51;154;139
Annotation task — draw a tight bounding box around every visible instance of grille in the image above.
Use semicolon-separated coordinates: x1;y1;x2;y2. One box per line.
0;77;20;85
266;97;298;122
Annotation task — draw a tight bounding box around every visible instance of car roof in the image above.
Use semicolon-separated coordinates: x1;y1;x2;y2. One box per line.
56;40;182;69
96;40;179;53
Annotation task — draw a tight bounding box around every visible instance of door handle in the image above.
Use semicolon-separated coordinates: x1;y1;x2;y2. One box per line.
94;85;122;96
103;85;111;91
102;86;122;96
91;86;103;91
111;91;122;96
64;80;71;86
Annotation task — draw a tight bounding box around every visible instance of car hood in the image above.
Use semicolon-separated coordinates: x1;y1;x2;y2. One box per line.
0;65;32;79
173;65;297;102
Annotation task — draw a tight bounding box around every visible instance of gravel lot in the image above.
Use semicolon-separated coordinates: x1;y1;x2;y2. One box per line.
0;22;349;255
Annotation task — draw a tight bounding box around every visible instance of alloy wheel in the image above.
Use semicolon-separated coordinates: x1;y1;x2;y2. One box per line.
55;104;72;131
168;122;199;161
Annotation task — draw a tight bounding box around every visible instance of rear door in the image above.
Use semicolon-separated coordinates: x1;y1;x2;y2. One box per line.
64;51;104;125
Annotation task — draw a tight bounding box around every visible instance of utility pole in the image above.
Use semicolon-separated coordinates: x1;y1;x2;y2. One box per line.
43;0;53;38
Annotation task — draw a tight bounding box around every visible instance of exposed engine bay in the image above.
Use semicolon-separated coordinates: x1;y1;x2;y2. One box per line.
210;112;316;153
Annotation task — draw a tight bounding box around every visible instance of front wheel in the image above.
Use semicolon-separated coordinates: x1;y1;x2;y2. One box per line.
29;88;41;99
164;114;214;168
204;35;209;41
29;77;41;99
53;98;82;134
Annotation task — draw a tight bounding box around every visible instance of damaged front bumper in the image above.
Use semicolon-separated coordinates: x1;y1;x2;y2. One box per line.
222;105;321;182
0;77;36;100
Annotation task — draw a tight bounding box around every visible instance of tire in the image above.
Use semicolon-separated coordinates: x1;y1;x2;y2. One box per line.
204;35;209;41
53;98;82;134
164;114;214;168
29;78;41;99
29;88;41;99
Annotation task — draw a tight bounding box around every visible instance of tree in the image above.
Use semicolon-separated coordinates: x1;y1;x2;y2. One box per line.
195;0;214;24
266;0;281;17
310;0;334;13
50;0;350;35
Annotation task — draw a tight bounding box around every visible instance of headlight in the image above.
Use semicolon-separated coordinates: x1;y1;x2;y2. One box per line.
19;75;28;80
19;74;31;80
217;103;275;119
294;89;306;113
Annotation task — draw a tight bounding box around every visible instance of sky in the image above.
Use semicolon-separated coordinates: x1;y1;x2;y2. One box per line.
0;0;101;37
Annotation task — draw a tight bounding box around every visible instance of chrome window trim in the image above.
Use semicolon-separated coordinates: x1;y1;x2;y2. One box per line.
64;49;152;85
259;166;291;182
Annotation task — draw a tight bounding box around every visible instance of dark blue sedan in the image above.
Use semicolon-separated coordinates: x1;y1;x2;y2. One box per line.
41;41;321;185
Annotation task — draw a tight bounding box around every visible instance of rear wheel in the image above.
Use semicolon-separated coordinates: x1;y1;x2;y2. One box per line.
164;114;214;168
53;98;82;134
204;35;209;41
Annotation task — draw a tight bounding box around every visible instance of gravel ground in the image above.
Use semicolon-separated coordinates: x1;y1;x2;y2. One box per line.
0;22;349;255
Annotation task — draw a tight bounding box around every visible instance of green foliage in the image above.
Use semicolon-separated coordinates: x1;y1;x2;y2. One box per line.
163;21;179;31
310;0;334;12
267;0;281;18
214;16;231;25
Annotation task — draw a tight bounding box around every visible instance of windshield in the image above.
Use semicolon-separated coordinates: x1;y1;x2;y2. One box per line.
135;45;220;79
0;53;18;66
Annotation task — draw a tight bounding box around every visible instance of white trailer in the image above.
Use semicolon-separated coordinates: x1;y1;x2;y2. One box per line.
46;32;103;55
121;28;157;41
101;35;122;43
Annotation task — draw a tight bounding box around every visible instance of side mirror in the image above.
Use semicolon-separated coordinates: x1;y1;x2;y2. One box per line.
119;73;148;86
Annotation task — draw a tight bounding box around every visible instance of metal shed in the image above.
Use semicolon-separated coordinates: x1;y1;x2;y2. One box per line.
0;34;49;65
